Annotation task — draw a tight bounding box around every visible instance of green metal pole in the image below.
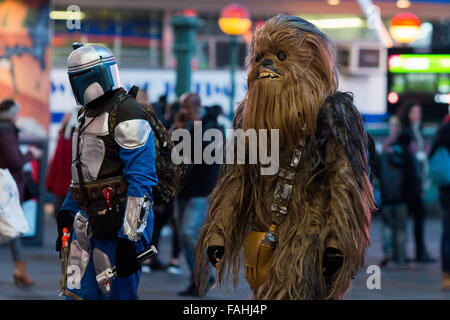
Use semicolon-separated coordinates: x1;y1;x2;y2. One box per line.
229;35;238;121
171;15;200;98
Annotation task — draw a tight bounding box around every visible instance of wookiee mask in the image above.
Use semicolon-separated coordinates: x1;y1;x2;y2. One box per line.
240;15;339;149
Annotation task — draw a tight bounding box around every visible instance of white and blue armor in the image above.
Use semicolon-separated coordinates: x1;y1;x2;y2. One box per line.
60;43;157;300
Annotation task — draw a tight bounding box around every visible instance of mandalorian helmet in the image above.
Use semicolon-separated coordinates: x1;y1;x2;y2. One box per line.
67;43;121;105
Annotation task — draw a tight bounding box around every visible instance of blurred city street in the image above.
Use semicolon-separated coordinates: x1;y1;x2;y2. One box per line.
0;206;449;300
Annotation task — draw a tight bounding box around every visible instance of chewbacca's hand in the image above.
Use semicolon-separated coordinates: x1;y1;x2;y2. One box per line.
323;247;344;283
207;245;225;268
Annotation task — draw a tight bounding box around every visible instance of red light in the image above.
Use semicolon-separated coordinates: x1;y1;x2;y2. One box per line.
191;57;198;71
255;20;265;30
388;55;401;69
390;12;421;28
388;92;399;104
183;9;197;17
220;4;250;19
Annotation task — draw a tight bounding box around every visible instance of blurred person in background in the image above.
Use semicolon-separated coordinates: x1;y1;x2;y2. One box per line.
136;88;155;113
142;200;183;274
172;93;222;296
202;105;225;134
135;89;183;274
0;98;42;287
382;115;402;153
429;114;450;290
46;106;79;216
397;100;435;263
164;100;181;129
152;94;168;122
379;131;420;267
380;115;404;267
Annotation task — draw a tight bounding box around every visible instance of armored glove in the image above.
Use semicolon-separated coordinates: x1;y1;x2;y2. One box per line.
55;210;75;253
323;247;344;285
115;238;140;278
207;245;225;267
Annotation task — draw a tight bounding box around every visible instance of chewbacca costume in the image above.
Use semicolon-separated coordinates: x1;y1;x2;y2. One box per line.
195;15;375;300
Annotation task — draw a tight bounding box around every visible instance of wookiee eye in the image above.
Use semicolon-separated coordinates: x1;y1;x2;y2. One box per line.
255;53;264;62
277;51;287;61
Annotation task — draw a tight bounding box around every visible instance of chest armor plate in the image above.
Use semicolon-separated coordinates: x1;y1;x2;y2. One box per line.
71;111;109;184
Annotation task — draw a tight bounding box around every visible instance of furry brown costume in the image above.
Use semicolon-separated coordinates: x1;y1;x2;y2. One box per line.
195;15;375;300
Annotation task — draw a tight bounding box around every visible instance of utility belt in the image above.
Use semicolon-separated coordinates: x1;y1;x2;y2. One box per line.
70;176;128;239
70;176;128;203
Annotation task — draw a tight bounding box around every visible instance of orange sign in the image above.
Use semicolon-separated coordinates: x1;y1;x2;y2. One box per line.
218;3;251;36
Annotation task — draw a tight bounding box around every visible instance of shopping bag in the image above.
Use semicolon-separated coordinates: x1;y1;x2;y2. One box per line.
0;168;30;245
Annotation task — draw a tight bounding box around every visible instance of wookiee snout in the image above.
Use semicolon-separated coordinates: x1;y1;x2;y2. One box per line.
258;59;283;80
262;59;274;66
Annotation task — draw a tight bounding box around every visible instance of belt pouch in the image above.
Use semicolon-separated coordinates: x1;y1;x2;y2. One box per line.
87;197;124;239
244;231;274;291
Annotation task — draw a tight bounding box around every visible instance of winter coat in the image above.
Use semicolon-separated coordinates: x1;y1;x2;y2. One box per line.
0;120;33;203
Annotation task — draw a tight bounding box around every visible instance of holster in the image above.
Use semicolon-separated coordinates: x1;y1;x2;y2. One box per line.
244;231;274;291
85;196;126;239
59;245;70;295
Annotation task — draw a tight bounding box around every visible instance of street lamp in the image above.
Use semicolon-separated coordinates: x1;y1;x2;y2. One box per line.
218;3;251;121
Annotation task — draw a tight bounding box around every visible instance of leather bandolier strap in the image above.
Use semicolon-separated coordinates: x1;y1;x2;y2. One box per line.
243;138;306;291
265;138;306;244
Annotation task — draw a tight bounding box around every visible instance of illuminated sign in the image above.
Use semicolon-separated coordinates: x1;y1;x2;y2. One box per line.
389;13;421;43
388;54;450;73
219;4;251;36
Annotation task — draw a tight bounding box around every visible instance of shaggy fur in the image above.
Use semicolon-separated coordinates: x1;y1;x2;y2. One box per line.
195;15;375;300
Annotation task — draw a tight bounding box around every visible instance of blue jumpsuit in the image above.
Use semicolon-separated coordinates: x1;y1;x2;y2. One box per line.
60;123;157;300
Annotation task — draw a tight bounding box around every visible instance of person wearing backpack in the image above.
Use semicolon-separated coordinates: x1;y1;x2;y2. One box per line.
429;116;450;290
55;43;158;300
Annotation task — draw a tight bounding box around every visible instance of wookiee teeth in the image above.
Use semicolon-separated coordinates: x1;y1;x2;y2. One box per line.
259;72;280;79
